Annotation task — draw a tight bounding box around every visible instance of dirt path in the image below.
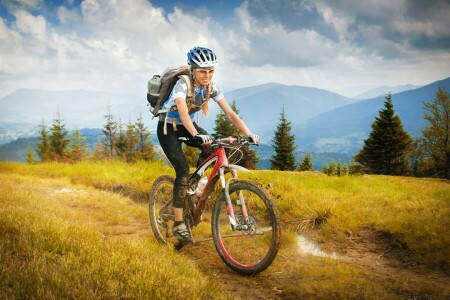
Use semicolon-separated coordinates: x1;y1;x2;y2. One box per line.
45;183;450;299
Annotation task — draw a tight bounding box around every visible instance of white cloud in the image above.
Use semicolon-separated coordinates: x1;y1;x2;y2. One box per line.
0;0;448;99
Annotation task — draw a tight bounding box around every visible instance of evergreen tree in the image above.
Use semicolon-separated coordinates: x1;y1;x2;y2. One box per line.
26;145;36;164
126;121;139;162
36;121;51;162
213;100;240;137
213;100;259;169
115;122;128;161
355;94;413;175
49;111;70;162
417;86;450;179
134;115;155;161
298;153;314;171
270;107;296;171
69;129;90;162
102;106;118;158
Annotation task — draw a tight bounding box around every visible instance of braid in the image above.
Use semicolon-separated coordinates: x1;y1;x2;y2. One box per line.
202;83;210;116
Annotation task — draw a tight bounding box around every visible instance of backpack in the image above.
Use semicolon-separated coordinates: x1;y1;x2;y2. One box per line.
147;66;193;117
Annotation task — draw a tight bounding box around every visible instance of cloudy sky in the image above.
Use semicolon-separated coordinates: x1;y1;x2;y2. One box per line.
0;0;449;98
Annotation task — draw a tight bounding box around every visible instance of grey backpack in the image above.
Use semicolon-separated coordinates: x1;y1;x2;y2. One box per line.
147;66;192;117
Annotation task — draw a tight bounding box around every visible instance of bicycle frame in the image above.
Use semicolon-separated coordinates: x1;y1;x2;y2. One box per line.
188;138;250;227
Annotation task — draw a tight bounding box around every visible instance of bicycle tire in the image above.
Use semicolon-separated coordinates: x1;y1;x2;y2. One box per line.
148;175;176;245
211;180;281;275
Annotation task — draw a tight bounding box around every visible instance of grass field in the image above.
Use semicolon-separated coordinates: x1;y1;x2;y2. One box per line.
1;161;449;299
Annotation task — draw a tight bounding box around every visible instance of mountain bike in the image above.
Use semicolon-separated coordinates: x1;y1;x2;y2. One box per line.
148;136;281;275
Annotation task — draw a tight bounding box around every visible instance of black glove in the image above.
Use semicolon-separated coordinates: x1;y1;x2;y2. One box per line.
193;134;213;145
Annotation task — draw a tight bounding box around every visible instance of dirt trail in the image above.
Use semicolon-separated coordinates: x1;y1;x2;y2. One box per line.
47;184;450;299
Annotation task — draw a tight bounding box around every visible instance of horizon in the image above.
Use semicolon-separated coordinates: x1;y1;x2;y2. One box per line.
0;0;449;99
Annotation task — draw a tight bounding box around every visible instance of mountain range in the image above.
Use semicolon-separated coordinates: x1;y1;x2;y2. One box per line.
1;76;449;167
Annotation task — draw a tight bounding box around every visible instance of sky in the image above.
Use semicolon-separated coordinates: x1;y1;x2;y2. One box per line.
0;0;449;98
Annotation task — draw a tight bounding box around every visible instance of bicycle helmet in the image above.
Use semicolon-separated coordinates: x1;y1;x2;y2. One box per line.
187;47;218;68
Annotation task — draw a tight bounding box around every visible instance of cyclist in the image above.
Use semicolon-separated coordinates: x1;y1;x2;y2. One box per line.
157;46;259;245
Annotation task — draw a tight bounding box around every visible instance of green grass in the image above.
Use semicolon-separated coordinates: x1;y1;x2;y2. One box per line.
0;161;449;298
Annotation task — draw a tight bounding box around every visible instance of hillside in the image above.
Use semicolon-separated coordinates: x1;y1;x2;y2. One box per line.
224;83;359;139
295;77;450;154
355;84;420;99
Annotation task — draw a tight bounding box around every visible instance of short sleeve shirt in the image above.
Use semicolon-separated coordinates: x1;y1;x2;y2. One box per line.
162;79;224;123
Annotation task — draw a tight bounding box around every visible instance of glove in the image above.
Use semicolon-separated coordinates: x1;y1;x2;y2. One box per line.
194;134;213;145
248;133;259;145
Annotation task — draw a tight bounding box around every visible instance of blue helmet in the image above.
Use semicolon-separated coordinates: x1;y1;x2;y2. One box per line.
187;47;217;68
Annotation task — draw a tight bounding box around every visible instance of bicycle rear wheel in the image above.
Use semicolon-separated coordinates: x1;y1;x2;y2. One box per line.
211;180;281;275
148;175;177;245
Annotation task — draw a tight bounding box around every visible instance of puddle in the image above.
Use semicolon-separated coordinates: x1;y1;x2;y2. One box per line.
297;235;347;260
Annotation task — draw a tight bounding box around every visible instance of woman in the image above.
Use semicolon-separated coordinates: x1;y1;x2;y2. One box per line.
157;46;259;244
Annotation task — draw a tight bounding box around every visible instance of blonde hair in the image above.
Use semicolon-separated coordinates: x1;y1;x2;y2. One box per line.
190;68;211;116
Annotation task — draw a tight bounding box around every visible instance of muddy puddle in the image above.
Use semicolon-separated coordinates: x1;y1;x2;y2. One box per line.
297;235;348;260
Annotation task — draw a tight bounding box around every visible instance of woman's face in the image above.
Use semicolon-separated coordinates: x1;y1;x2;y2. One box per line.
194;67;215;86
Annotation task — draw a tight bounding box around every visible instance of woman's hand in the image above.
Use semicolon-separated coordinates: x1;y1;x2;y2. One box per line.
248;133;260;145
194;134;213;146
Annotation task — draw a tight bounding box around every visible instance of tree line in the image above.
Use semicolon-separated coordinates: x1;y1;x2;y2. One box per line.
28;86;449;180
29;107;155;164
269;86;450;179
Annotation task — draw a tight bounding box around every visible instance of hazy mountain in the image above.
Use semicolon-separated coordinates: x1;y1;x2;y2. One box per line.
218;83;359;142
355;84;421;99
294;77;450;154
1;76;449;167
0;83;359;146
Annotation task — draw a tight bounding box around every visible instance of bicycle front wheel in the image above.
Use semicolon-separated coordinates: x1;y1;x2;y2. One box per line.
211;180;281;275
148;175;177;245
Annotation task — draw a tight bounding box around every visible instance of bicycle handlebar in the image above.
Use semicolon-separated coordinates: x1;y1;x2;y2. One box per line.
178;136;258;146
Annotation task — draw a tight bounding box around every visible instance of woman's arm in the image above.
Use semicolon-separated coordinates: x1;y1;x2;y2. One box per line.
217;98;252;137
175;97;198;136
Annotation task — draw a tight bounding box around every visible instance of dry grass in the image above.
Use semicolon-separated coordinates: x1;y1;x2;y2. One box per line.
0;173;226;299
1;161;449;299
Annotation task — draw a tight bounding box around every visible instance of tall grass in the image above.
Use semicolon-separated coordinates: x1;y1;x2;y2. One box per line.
0;173;225;299
1;161;449;270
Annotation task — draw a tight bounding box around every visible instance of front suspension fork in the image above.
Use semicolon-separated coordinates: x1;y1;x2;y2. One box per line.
219;168;250;230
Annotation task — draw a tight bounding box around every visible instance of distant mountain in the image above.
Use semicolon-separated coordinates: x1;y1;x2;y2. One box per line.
218;83;359;143
294;77;450;154
355;84;421;99
1;77;449;167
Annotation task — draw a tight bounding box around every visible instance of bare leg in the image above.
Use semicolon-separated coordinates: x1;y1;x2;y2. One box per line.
174;207;183;222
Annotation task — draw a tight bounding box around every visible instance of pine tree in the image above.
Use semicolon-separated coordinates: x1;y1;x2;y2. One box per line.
135;114;154;161
49;110;70;162
298;153;314;171
115;122;128;161
102;106;118;158
125;121;139;162
417;86;450;179
214;100;240;137
26;145;36;164
69;129;90;162
36;121;51;162
213;100;259;169
355;94;413;175
270;107;296;171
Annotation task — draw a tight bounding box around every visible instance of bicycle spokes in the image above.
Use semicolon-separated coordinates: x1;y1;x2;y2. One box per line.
212;181;280;275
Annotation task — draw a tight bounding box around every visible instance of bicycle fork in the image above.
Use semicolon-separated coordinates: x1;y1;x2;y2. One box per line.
219;168;250;231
